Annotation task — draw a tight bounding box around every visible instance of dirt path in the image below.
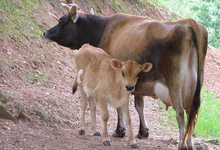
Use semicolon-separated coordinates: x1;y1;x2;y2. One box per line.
0;96;179;150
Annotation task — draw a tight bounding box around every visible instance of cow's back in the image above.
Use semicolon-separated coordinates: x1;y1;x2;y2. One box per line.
101;15;188;62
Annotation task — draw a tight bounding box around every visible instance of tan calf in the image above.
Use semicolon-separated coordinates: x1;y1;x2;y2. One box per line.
72;44;152;148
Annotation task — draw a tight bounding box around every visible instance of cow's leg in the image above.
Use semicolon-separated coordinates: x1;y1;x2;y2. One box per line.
98;99;111;146
135;95;149;139
88;98;100;136
112;108;126;138
186;109;194;150
121;101;138;149
78;86;88;135
186;134;194;150
169;88;186;150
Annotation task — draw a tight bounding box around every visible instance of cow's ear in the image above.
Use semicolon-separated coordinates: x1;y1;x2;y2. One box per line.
140;63;152;72
66;0;72;4
70;5;79;23
110;59;122;69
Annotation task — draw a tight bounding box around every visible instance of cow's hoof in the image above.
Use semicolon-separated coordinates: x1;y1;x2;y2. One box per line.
179;144;188;150
112;128;126;138
188;146;193;150
103;141;111;146
131;144;139;149
136;128;149;139
78;129;85;135
93;132;101;137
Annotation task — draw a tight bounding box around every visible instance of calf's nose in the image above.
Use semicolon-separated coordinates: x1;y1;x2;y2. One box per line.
126;85;134;91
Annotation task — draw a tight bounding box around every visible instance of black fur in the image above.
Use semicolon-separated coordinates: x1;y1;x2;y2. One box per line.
44;13;108;49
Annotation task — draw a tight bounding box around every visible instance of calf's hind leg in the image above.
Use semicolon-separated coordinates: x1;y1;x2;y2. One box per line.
88;97;101;136
78;86;88;135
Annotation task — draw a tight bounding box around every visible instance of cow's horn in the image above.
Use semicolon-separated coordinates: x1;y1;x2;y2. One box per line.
49;13;59;21
61;3;70;12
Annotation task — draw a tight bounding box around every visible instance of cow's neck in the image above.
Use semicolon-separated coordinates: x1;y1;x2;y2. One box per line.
81;14;109;48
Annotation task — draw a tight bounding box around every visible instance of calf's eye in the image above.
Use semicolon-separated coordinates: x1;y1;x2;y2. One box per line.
137;72;140;77
122;71;125;77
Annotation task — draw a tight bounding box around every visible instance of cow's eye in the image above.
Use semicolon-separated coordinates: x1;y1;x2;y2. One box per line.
122;71;125;77
59;19;62;26
137;72;140;77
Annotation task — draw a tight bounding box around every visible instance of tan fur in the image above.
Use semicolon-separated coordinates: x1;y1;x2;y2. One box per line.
73;44;152;147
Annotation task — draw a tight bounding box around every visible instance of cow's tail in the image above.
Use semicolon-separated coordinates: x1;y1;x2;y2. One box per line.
72;75;78;94
181;19;208;146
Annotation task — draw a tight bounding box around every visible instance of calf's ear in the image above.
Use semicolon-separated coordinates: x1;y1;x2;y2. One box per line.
140;63;152;72
70;4;79;23
110;59;122;69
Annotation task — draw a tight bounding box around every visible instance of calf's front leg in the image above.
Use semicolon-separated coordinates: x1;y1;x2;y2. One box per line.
121;102;138;149
98;99;111;146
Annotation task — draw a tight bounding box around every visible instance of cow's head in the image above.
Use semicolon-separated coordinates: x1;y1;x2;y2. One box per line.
44;3;96;49
110;60;152;92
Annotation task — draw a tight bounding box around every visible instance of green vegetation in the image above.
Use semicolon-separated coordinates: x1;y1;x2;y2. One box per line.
109;0;128;13
21;71;50;86
159;89;220;141
136;0;157;9
158;0;220;49
35;107;47;119
0;0;45;42
195;89;220;140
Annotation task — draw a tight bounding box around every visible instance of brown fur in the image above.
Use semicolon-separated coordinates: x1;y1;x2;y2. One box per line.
98;15;207;149
45;9;208;149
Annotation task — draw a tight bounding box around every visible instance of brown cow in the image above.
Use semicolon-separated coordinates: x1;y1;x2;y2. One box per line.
44;3;208;150
72;44;152;148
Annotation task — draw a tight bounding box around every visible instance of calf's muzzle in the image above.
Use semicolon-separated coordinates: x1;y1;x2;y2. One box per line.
126;85;134;91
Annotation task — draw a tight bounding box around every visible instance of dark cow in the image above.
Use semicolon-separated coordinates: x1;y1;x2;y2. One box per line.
44;3;208;150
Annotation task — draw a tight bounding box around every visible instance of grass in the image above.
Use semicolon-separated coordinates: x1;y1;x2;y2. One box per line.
158;88;220;141
34;107;47;119
195;89;220;140
0;0;45;42
21;71;50;86
109;0;128;13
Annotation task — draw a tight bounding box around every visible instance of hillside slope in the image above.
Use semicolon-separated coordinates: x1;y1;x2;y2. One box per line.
0;0;220;150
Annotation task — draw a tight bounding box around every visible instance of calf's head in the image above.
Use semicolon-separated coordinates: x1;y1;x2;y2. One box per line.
110;60;152;92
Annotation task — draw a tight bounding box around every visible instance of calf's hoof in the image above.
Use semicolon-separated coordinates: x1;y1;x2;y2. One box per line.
112;128;126;138
103;141;111;146
131;144;139;149
136;128;149;139
78;129;85;135
93;132;101;137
